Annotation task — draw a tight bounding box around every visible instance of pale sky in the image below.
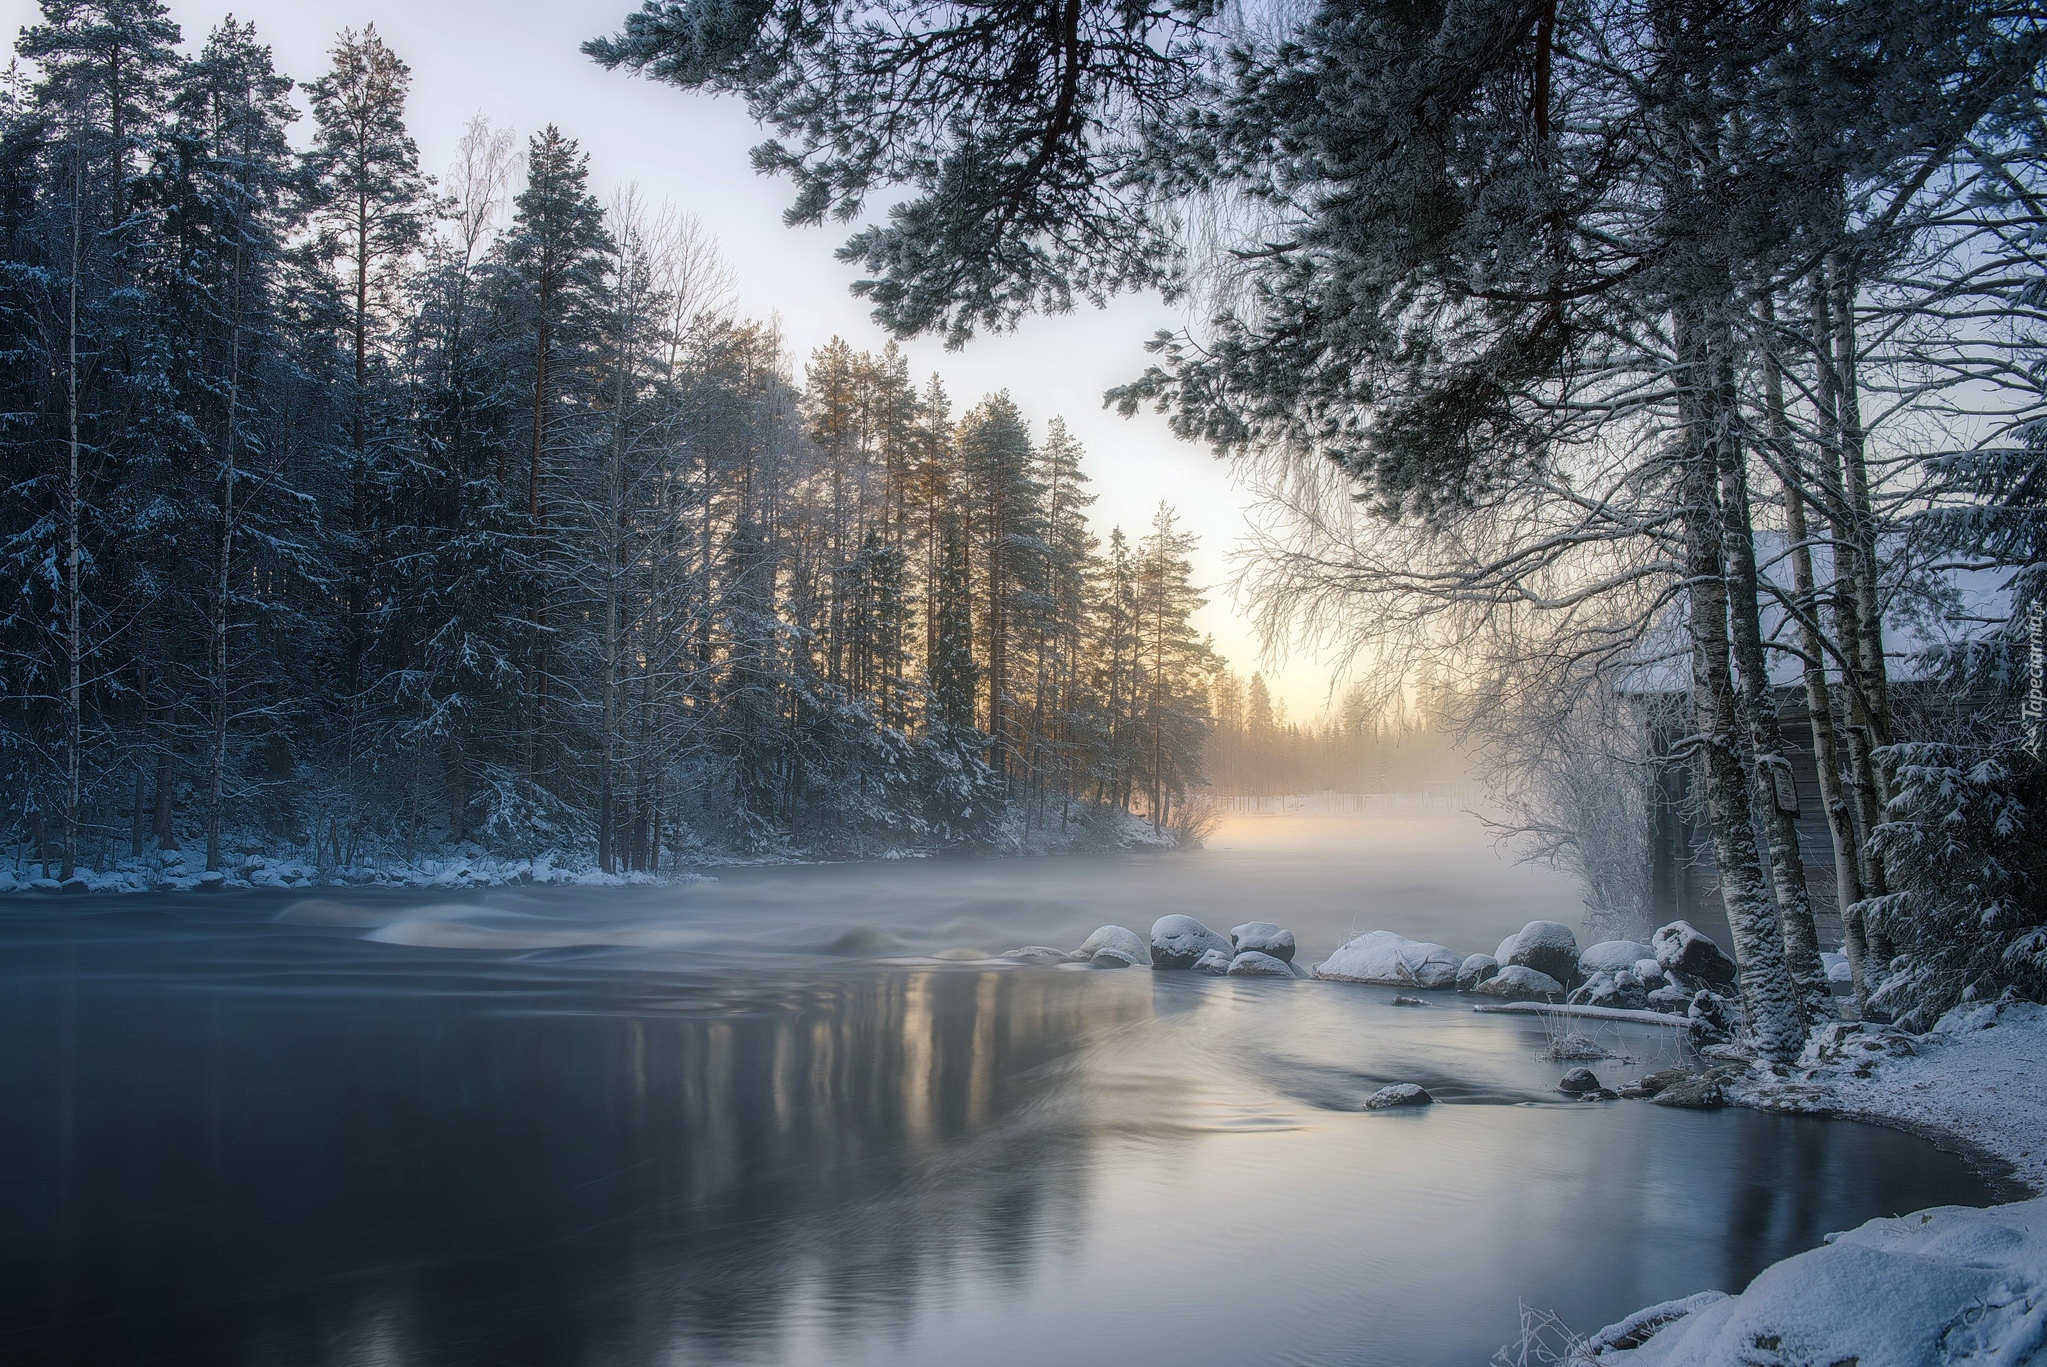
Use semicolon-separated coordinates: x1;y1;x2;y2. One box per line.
4;0;1346;717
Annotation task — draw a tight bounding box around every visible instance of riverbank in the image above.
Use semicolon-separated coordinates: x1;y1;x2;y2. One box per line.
1734;996;2047;1196
0;805;1184;896
1541;998;2047;1364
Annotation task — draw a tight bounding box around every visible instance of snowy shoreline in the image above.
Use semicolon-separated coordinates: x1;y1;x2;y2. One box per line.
1730;999;2047;1197
0;809;1184;898
1547;999;2047;1363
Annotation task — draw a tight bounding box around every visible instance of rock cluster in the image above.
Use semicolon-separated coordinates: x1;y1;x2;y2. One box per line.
998;915;1314;979
999;916;1753;1045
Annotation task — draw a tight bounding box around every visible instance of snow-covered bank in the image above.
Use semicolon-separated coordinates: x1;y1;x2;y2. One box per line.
1521;999;2047;1364
0;847;685;895
1735;998;2047;1195
1565;1197;2047;1365
0;805;1185;897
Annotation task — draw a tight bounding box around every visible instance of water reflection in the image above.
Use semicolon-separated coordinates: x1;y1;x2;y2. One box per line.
0;832;2006;1366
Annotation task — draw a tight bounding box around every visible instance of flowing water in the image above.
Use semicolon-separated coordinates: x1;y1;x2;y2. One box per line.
0;816;1999;1366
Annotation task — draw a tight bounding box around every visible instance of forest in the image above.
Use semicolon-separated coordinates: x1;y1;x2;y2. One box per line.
0;5;1219;876
579;0;2047;1049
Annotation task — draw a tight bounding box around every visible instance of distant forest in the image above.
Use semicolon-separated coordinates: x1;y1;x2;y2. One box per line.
1202;670;1463;800
0;7;1218;874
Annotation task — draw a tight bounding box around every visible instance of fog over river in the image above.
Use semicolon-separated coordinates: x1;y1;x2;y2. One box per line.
0;815;1999;1366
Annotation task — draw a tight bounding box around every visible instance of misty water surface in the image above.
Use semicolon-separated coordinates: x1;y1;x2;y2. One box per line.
0;815;1996;1366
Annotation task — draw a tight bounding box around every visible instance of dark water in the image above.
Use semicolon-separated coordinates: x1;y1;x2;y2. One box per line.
0;817;1996;1366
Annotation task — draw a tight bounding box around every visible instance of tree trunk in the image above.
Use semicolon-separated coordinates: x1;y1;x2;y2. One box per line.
1717;367;1828;1021
1762;303;1869;1009
1680;314;1806;1060
62;160;83;883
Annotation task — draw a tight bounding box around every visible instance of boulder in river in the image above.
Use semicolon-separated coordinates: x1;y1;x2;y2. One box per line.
1227;950;1294;978
1649;1067;1739;1109
1390;995;1425;1007
1315;931;1462;989
1470;964;1566;1002
1230;921;1297;963
1362;1083;1434;1110
1150;915;1233;969
1001;946;1072;963
1502;920;1581;984
1652;920;1737;985
1077;925;1150;968
1568;970;1649;1012
1457;953;1500;991
1557;1067;1603;1095
1193;947;1233;975
1579;939;1656;975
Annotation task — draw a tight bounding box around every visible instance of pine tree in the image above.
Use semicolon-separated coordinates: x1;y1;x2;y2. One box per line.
1132;504;1213;831
494;125;612;787
304;23;428;702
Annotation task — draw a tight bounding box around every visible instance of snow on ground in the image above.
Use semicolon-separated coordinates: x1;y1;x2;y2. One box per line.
1532;999;2047;1365
1738;998;2047;1195
0;847;686;895
0;805;1182;897
1575;1197;2047;1364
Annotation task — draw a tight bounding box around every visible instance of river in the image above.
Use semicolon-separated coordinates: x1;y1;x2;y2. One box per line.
0;814;1998;1365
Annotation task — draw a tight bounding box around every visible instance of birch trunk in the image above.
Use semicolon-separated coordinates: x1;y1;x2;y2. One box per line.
1680;314;1807;1060
1717;376;1828;1021
1761;301;1869;1008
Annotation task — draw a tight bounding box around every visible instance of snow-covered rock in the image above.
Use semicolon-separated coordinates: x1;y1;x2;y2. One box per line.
1820;950;1853;986
1569;970;1649;1012
1001;945;1072;963
1579;939;1656;974
1502;919;1580;983
1227;950;1294;977
1229;920;1296;963
1651;920;1737;985
1649;1066;1737;1110
1557;1067;1603;1095
1150;914;1232;970
1685;990;1734;1044
1077;925;1150;968
1457;952;1500;991
1193;947;1233;975
1315;930;1462;989
1645;982;1693;1014
1362;1083;1434;1110
1580;1198;2047;1365
1634;958;1668;988
1469;964;1565;1002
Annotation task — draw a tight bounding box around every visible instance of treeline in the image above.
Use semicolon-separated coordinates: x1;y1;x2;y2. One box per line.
1202;671;1461;798
0;3;1217;875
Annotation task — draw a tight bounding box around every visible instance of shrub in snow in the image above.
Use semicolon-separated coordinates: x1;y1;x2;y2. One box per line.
1229;920;1296;963
1863;743;2047;1031
1315;930;1462;988
1502;920;1580;984
1150;914;1231;969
